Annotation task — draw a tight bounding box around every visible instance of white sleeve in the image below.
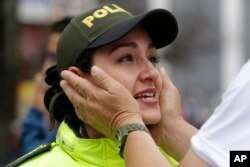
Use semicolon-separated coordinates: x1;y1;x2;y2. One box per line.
191;60;250;167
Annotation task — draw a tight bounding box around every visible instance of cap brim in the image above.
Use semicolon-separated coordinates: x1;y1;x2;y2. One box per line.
87;9;178;49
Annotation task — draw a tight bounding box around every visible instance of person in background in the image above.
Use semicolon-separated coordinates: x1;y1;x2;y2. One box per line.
6;3;179;167
20;17;71;155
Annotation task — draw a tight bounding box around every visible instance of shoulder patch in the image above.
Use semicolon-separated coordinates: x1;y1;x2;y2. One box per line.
5;144;52;167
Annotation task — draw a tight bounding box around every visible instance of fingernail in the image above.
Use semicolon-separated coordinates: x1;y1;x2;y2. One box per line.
91;66;100;76
60;70;66;78
60;80;65;87
159;66;166;75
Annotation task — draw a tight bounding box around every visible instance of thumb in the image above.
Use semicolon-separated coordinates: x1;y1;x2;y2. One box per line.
91;66;121;91
159;66;174;91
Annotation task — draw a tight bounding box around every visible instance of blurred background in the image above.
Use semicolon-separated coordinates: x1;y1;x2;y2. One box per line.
0;0;249;165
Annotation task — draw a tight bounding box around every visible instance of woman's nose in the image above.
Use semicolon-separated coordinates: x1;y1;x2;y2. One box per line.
138;61;159;82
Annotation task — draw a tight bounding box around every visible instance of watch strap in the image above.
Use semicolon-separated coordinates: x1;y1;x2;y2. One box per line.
115;123;150;158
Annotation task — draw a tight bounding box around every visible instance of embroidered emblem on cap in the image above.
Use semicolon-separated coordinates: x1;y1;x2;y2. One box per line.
82;4;131;28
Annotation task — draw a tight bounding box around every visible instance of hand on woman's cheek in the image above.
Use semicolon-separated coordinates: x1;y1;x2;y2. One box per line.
149;67;183;145
60;67;144;139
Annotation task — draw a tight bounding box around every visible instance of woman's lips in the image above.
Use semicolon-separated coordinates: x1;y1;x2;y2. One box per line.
134;88;158;106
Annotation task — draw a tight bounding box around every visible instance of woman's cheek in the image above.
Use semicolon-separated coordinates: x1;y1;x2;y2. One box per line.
140;105;161;125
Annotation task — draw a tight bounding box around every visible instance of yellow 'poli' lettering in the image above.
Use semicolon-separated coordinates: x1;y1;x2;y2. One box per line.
81;4;130;28
82;16;95;28
93;9;108;18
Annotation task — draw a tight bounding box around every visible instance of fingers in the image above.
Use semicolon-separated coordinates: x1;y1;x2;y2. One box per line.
158;66;182;115
91;66;122;92
60;70;96;98
159;66;176;92
159;66;169;85
60;79;89;118
60;79;81;103
158;66;170;99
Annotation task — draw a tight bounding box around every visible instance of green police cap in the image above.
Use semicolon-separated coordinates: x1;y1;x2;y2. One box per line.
56;4;178;73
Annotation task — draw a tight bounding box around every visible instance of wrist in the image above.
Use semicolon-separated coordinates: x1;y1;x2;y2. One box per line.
118;118;145;128
115;123;150;158
158;118;184;144
111;113;144;137
158;118;197;161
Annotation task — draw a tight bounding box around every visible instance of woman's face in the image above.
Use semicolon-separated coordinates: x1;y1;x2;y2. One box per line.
89;26;162;124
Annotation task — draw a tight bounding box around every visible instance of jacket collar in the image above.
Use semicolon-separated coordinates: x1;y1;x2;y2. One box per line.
56;121;124;166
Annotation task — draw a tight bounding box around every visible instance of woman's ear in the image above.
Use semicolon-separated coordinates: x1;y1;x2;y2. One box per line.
68;66;90;79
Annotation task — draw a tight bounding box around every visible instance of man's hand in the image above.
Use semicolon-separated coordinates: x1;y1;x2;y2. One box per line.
149;67;197;161
60;66;144;139
149;67;183;142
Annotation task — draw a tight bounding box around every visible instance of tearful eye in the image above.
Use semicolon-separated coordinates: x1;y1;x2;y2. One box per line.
118;55;133;62
149;56;160;65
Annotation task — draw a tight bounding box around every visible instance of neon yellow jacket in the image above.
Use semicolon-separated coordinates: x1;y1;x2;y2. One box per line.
9;122;178;167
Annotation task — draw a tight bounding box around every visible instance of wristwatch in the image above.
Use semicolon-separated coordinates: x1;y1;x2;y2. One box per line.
115;123;150;158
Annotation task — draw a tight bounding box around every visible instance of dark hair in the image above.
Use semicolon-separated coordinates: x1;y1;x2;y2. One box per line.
44;50;94;137
74;49;95;73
